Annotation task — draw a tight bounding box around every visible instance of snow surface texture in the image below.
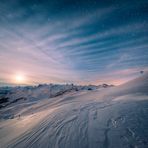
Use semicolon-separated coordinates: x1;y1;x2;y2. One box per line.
0;74;148;148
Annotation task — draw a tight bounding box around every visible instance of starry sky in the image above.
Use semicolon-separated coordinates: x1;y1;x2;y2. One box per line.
0;0;148;86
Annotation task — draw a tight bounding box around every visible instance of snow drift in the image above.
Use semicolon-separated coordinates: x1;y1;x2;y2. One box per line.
0;73;148;148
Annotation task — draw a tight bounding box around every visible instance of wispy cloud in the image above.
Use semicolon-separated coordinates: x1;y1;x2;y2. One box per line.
0;0;147;85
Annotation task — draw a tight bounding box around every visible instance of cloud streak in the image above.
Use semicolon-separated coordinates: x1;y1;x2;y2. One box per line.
0;0;148;85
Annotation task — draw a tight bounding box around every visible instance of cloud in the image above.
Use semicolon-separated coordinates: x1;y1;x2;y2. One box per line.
0;0;148;85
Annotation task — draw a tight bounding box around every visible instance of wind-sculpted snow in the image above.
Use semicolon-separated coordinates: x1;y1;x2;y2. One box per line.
0;74;148;148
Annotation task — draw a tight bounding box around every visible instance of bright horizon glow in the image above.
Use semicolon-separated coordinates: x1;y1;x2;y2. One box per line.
14;73;26;84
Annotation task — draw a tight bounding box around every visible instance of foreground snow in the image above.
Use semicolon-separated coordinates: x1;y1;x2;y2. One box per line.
0;74;148;148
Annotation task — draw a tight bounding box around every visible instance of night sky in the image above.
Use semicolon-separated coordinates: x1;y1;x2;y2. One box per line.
0;0;148;86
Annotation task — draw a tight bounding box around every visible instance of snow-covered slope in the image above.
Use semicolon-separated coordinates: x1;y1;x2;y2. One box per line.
0;74;148;148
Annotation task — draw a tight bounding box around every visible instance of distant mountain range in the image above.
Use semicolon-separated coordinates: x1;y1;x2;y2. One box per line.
0;83;113;109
